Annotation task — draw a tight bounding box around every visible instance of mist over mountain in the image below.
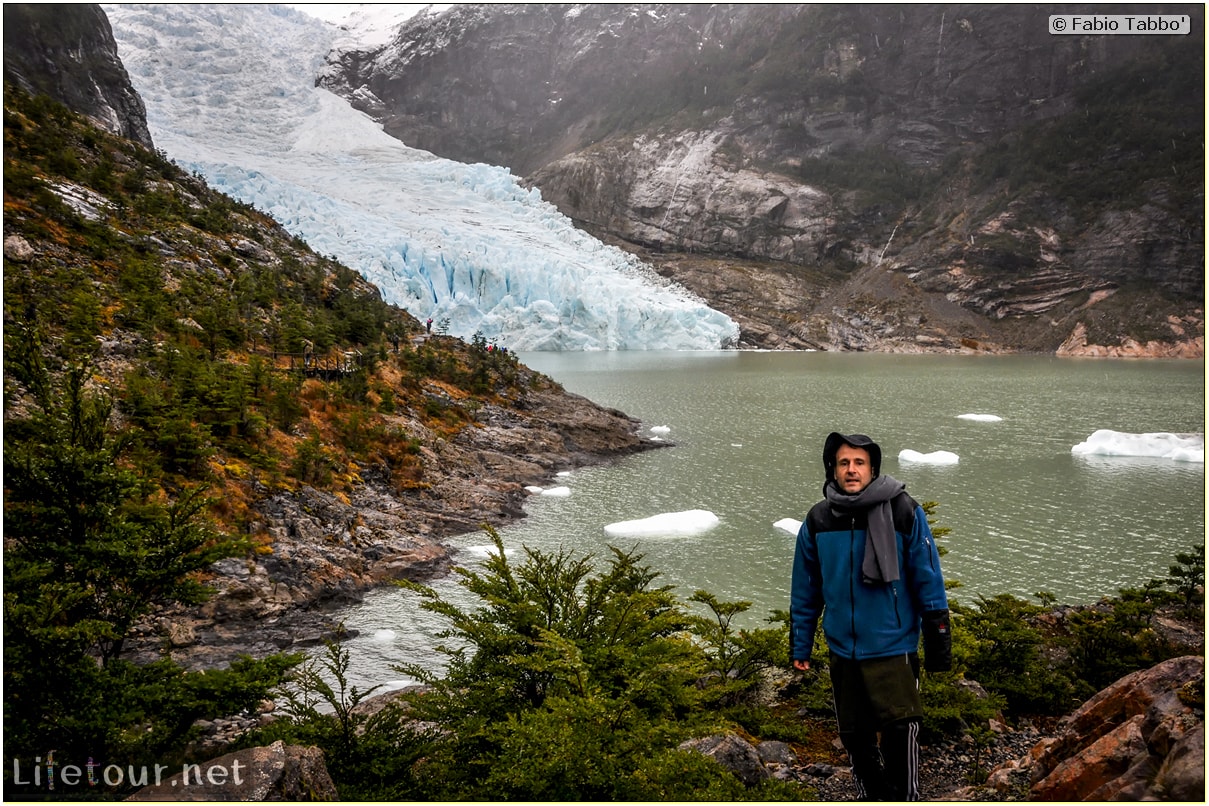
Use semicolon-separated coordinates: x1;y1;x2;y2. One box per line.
321;3;1204;356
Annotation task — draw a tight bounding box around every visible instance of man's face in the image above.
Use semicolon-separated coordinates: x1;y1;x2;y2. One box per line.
834;444;874;493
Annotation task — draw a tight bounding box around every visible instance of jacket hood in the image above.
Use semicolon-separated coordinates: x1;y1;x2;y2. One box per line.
823;432;882;480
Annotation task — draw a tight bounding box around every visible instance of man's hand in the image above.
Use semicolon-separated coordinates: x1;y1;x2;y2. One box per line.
793;659;811;672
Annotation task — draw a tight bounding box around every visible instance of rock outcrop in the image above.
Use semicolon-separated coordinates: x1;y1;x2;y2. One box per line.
1027;654;1205;801
974;655;1205;801
125;741;338;802
3;3;153;147
121;377;662;671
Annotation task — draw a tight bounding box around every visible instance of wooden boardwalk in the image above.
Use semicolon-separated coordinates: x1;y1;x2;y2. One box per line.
248;348;364;379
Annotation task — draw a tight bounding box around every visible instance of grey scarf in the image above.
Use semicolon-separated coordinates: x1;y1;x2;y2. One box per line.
824;474;906;584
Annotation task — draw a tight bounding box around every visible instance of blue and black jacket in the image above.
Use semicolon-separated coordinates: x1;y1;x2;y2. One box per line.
790;491;948;663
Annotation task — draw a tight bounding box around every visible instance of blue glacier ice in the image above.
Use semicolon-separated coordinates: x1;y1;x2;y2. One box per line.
104;3;739;350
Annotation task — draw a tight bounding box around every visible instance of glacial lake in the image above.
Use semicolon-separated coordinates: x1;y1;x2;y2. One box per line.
327;351;1205;691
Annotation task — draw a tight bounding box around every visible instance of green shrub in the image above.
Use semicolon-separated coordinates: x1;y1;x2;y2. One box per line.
245;641;439;800
687;590;789;704
953;594;1079;717
367;528;791;800
3;363;296;793
1167;546;1205;617
291;431;336;486
920;669;1005;743
1067;580;1183;696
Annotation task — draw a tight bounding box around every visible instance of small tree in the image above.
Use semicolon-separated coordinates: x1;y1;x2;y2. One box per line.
5;361;242;664
686;590;788;704
384;527;783;801
1167;546;1205;616
250;641;431;801
4;360;293;781
277;641;383;762
955;593;1078;716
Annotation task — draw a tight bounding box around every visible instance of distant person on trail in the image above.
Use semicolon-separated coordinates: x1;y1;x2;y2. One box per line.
790;432;951;802
302;338;314;370
426;318;433;334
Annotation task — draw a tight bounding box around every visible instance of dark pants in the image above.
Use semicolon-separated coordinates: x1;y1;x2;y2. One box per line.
830;652;922;801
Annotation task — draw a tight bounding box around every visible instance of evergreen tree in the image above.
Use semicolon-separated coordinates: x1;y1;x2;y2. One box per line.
4;361;292;778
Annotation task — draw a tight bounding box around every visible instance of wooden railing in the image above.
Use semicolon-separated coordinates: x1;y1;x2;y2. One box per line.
247;348;364;378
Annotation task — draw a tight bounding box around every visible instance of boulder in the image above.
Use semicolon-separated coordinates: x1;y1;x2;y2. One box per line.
678;733;770;786
125;741;337;801
1029;655;1204;801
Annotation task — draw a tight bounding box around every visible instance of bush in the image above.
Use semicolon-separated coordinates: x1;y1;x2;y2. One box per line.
283;528;794;800
3;363;297;793
246;641;433;801
1067;580;1183;696
953;594;1079;717
1167;546;1205;617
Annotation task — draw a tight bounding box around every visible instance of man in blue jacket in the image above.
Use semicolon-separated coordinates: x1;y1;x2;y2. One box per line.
790;432;951;801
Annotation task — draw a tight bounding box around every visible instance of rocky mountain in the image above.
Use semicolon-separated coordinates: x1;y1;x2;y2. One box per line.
3;3;152;147
321;3;1204;356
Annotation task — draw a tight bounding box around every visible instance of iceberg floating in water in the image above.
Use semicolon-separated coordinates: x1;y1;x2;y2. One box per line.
773;518;802;535
899;449;960;465
1071;430;1204;463
525;485;571;497
462;544;517;558
958;413;1003;422
604;509;719;538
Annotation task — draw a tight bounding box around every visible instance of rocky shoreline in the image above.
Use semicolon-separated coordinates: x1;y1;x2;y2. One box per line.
124;373;667;671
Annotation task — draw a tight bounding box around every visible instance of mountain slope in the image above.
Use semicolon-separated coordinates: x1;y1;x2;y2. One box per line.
2;74;660;670
323;3;1204;355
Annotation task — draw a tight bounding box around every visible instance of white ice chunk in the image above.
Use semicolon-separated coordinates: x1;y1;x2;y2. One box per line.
524;485;545;494
372;629;397;642
773;518;802;535
462;545;518;558
650;425;671;434
377;679;419;692
604;509;719;538
899;449;960;465
1071;430;1205;463
540;486;571;497
958;413;1003;422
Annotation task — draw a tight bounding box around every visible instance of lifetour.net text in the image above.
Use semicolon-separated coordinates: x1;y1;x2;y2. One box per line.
12;752;245;791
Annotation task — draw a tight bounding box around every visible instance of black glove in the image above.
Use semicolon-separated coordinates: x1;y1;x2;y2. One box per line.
922;609;952;672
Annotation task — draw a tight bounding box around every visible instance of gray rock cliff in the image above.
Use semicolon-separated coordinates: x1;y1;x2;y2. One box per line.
3;3;153;148
321;3;1204;356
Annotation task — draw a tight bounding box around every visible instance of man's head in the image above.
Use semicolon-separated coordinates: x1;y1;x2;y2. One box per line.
823;432;882;494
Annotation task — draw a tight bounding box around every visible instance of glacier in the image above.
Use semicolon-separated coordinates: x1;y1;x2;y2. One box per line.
103;3;739;350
